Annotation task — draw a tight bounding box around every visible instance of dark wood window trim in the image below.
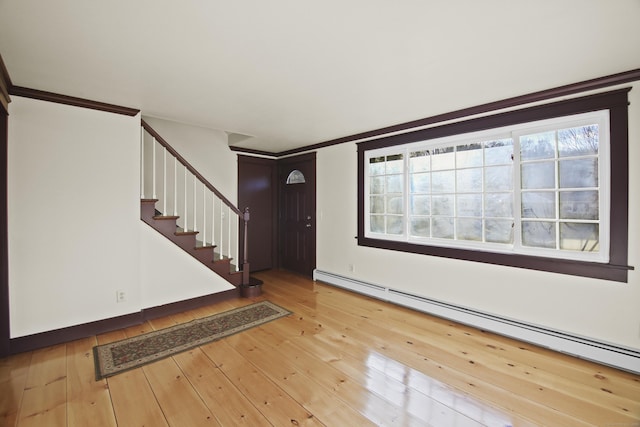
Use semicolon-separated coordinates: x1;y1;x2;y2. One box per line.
357;88;633;282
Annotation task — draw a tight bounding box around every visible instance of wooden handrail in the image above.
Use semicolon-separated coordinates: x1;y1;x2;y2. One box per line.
141;120;243;217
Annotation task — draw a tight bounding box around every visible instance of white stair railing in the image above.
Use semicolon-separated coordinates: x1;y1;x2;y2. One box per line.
140;120;248;282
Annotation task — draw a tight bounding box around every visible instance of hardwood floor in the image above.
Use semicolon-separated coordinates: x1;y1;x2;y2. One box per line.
1;269;639;426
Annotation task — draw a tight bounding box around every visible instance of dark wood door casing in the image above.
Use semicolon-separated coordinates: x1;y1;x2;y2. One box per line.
278;153;316;276
237;155;278;272
1;103;9;357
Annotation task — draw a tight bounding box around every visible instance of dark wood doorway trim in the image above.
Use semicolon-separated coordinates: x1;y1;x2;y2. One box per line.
237;155;278;272
1;98;9;357
0;52;10;357
278;152;316;276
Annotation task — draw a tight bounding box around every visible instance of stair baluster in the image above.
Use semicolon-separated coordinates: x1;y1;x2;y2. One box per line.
202;183;207;247
173;156;178;216
140;126;145;198
151;136;157;199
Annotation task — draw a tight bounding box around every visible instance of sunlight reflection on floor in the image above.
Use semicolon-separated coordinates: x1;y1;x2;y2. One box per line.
363;352;515;426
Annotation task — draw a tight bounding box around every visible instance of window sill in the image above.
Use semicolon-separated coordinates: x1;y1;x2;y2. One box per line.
358;236;632;282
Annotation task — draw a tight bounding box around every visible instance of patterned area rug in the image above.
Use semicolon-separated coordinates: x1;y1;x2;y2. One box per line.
93;301;291;380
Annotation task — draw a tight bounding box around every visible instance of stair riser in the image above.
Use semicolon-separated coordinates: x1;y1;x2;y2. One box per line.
173;235;198;252
140;201;157;221
193;249;214;264
153;220;179;238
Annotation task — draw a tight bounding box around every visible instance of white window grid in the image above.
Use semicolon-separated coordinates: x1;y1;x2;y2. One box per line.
364;110;610;263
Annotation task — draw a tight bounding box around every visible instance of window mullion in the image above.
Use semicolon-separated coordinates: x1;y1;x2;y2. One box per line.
429;150;433;239
481;145;486;244
554;130;560;251
453;145;458;241
512;133;523;252
404;148;410;240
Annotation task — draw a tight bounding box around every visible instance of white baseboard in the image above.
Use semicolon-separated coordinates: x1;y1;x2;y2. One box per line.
313;269;640;374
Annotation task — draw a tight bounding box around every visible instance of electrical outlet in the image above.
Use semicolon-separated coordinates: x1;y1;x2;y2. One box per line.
116;290;126;303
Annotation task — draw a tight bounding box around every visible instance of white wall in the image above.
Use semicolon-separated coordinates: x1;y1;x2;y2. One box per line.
8;96;141;337
8;98;239;338
316;82;640;352
139;222;233;308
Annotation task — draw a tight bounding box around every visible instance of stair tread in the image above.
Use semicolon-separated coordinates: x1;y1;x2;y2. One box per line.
195;244;216;250
175;230;198;236
153;215;180;220
214;254;232;262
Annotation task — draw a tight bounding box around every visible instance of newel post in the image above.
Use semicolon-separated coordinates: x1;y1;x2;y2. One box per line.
242;207;250;286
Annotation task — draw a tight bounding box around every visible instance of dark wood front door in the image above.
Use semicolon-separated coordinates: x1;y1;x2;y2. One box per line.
279;153;316;276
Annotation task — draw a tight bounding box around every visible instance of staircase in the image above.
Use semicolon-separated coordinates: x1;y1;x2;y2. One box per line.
140;199;244;286
140;120;251;289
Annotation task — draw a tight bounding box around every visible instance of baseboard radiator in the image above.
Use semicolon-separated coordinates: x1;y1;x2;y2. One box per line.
313;269;640;374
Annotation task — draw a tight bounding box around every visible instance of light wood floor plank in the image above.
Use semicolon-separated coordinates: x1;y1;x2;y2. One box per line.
201;339;326;427
98;330;170;427
245;323;426;426
266;309;513;427
172;347;272;426
0;351;32;427
121;320;221;427
17;344;67;427
224;330;377;426
106;369;170;427
141;357;220;427
66;337;117;427
249;320;483;427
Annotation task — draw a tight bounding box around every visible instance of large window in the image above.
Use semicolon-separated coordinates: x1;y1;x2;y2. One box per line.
358;89;631;281
366;112;608;263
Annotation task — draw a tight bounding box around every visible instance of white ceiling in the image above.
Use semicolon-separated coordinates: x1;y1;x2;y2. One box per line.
1;1;639;153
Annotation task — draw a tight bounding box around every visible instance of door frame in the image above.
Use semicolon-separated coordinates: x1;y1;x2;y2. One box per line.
277;152;316;276
1;102;9;357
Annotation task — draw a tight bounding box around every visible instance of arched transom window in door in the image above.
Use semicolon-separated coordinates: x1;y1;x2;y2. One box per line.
286;169;306;184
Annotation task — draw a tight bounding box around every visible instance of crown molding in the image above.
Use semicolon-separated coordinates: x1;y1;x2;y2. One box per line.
9;86;139;116
0;55;11;113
